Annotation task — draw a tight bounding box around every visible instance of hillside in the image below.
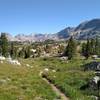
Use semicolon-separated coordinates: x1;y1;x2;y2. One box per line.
57;19;100;40
56;27;74;39
73;19;100;39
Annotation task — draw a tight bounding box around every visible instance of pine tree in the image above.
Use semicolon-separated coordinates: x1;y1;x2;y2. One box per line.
0;33;8;57
95;37;100;55
85;39;91;59
24;46;31;58
18;47;25;58
81;43;87;56
65;36;76;60
13;47;18;58
90;39;95;55
0;38;2;55
10;42;14;58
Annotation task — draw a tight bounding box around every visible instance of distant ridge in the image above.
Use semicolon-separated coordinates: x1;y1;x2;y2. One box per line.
1;18;100;42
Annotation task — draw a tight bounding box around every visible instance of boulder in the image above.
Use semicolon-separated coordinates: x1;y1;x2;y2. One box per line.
0;56;5;60
44;68;49;72
80;76;100;90
89;76;100;90
84;61;100;71
8;59;21;66
60;56;68;61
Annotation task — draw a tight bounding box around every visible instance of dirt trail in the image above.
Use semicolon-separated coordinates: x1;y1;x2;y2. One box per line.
43;78;69;100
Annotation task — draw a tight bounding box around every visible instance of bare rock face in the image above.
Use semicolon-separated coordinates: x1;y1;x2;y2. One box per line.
75;19;100;39
57;18;100;40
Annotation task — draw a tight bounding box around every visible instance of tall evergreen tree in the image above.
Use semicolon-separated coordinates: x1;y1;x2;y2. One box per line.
10;42;14;58
81;42;87;57
85;39;91;59
95;37;100;55
24;46;31;58
18;47;25;58
0;33;8;57
0;37;2;55
90;39;95;55
65;36;77;60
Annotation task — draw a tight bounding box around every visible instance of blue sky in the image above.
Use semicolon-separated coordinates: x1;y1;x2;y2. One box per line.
0;0;100;35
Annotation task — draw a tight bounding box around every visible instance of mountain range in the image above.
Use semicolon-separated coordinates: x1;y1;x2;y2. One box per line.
57;19;100;40
2;18;100;42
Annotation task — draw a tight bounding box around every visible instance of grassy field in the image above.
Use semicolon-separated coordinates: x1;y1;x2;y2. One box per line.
0;57;99;100
0;59;57;100
40;58;95;100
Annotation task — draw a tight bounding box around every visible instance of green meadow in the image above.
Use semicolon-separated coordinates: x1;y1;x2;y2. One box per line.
0;57;99;100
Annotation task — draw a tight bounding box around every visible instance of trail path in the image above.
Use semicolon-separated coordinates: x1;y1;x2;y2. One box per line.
42;78;69;100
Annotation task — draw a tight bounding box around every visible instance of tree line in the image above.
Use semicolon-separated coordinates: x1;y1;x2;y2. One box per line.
81;38;100;59
0;33;100;60
65;36;100;59
0;33;43;58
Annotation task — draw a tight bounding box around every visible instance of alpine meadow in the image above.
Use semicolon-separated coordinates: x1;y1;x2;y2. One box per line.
0;0;100;100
